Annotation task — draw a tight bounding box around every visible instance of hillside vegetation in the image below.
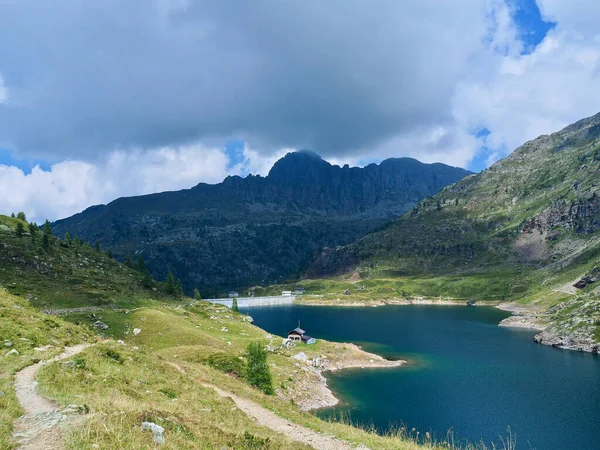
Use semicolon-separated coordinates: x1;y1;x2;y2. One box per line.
2;214;480;450
304;112;600;351
52;152;470;296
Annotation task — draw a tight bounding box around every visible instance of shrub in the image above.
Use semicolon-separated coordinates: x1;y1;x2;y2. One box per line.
205;352;246;378
245;341;274;395
104;348;124;364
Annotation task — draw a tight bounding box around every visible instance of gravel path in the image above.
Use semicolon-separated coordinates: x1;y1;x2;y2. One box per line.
168;362;361;450
13;344;90;450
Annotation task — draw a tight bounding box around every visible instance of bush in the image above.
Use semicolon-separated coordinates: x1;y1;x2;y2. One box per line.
245;341;274;395
104;348;124;364
205;352;246;378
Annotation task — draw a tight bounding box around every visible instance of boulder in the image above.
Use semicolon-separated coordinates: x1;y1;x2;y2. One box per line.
92;321;109;330
4;349;19;357
142;421;165;444
292;352;309;362
133;328;141;336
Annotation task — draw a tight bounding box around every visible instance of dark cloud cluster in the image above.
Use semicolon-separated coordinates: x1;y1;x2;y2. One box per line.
0;0;487;159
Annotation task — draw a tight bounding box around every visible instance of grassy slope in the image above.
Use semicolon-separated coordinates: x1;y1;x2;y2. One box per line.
289;115;600;337
0;215;442;449
0;216;172;310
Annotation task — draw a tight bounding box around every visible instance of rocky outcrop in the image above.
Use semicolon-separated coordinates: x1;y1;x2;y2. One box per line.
532;299;600;353
573;266;600;289
534;329;599;353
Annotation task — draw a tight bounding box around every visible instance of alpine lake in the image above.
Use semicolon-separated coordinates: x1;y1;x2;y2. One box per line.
242;304;600;450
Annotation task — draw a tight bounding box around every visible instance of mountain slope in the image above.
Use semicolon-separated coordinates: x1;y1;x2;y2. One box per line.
311;112;600;280
0;215;432;449
52;152;470;295
306;112;600;351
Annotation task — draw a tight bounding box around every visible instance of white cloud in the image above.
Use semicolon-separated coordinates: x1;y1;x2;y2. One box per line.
0;144;265;222
453;21;600;158
2;0;600;221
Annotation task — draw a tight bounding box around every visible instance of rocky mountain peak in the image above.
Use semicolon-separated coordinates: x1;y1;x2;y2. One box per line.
267;150;331;185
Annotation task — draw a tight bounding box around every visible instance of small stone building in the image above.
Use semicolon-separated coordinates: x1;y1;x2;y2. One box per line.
287;327;316;345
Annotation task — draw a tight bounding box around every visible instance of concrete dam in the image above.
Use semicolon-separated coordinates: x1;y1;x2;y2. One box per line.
204;295;296;308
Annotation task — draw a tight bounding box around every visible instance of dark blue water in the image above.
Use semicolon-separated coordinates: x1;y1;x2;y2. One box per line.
243;305;600;450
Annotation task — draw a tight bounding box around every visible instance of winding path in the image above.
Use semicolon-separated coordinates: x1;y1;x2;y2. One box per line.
13;344;90;450
167;362;360;450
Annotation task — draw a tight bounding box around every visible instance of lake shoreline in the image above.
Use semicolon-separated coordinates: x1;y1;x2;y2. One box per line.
289;342;404;411
295;297;600;352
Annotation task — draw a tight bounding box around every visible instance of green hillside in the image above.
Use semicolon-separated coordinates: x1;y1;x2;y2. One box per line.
0;214;444;450
304;112;600;351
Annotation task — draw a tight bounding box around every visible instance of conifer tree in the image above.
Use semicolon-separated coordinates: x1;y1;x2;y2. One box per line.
137;256;147;273
28;222;37;235
64;232;71;245
42;233;50;250
10;213;15;218
142;271;153;288
43;220;52;235
106;249;113;259
193;288;201;301
125;252;134;268
166;270;175;294
231;296;239;313
15;222;24;238
175;278;184;297
95;240;100;252
16;212;26;221
246;341;274;395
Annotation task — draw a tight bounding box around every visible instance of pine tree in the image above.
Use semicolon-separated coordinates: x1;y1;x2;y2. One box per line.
16;212;26;222
64;232;71;245
106;249;113;259
42;233;50;250
246;341;273;395
166;270;175;294
43;220;52;235
231;297;239;313
175;278;184;297
137;256;147;273
15;222;24;238
10;213;15;218
28;222;37;235
142;271;153;288
125;252;134;268
94;240;100;252
193;288;201;301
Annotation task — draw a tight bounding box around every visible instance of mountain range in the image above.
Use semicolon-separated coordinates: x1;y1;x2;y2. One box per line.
52;151;470;296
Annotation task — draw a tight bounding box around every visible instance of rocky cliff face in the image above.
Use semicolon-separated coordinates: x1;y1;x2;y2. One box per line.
52;152;470;295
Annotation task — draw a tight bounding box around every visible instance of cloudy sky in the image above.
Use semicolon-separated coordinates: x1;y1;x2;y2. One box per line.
1;0;599;222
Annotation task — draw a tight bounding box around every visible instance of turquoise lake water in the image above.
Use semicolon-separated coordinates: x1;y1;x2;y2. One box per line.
242;304;600;450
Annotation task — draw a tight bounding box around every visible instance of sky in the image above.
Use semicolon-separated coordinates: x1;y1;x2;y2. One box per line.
1;0;599;222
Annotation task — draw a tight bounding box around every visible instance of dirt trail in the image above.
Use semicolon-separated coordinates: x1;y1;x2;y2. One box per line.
167;362;361;450
13;344;91;450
